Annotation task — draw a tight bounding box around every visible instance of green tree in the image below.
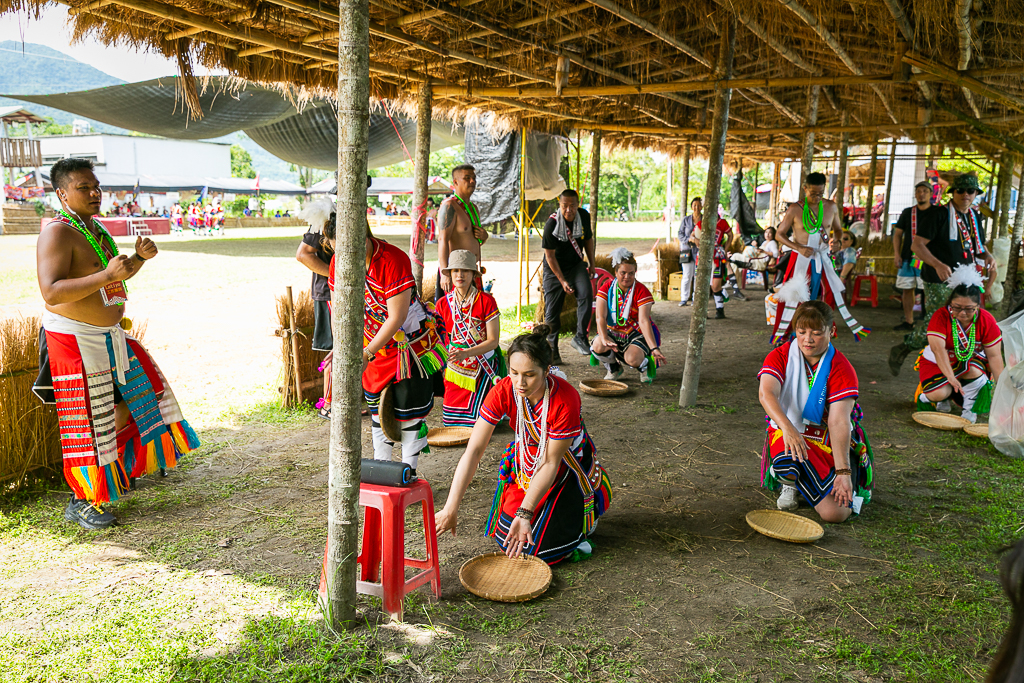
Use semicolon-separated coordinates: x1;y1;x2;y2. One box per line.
601;149;659;218
231;145;256;179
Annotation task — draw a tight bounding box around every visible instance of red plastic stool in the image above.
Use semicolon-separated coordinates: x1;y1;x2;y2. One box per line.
318;478;441;621
850;274;879;308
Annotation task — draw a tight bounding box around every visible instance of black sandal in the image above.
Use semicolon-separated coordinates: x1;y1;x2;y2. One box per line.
317;407;331;420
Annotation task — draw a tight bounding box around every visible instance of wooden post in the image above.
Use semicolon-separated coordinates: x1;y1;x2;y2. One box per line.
679;13;735;408
575;130;581;189
666;158;674;240
327;0;369;630
286;286;304;407
589;131;601;237
883;141;897;234
799;85;820;200
680;142;691;223
410;81;432;293
836;113;850;218
865;144;878;231
997;154;1014;238
769;160;781;227
1003;161;1024;315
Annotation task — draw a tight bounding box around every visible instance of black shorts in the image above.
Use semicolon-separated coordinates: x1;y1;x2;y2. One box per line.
311;299;334;352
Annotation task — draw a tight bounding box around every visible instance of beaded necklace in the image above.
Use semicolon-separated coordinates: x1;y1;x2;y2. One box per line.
951;310;977;363
610;282;636;327
58;208;118;266
513;376;550;491
802;200;824;234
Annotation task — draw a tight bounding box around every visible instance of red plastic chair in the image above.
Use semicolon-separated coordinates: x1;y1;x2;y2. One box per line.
318;478;441;621
850;274;879;308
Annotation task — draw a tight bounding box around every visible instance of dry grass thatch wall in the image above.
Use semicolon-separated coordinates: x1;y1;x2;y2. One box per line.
0;316;61;487
275;289;329;407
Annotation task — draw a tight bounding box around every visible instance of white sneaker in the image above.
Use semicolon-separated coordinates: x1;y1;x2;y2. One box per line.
640;370;654;384
962;409;978;424
936;400;951;413
604;367;624;380
777;484;799;511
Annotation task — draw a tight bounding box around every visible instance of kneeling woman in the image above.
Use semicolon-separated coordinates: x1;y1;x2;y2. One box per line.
916;267;1003;423
435;326;612;564
434;250;505;426
590;248;666;383
758;301;874;523
326;217;445;474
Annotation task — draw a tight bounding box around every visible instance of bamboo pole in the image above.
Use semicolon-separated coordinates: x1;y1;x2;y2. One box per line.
286;286;303;407
590;131;601;238
666;158;674;240
575;131;581;189
326;0;369;631
997;155;1014;239
581;0;712;68
680;14;735;409
865;144;878;231
410;81;432;294
836;112;850;218
1003;164;1024;316
769;160;781;226
935;101;1024;158
680;142;691;225
883;141;897;234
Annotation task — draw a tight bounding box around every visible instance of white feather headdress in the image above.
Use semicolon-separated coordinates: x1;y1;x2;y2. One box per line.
610;247;634;268
297;198;336;232
945;263;985;291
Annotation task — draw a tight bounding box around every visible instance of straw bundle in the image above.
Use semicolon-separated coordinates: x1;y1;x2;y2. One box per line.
0;316;61;487
275;289;329;407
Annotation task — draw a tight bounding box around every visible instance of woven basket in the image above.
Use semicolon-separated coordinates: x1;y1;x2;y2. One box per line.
459;552;552;602
578;379;630;397
746;509;824;544
378;383;401;442
963;422;989;438
427;426;474;448
912;412;971;431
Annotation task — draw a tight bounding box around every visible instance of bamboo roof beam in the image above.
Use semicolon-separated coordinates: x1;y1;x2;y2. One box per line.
775;0;899;124
430;72;899;98
936;100;1024;157
384;0;486;27
955;0;983;118
479;96;602;123
712;0;817;75
903;52;1024;117
458;3;591;43
581;0;713;69
265;0;553;84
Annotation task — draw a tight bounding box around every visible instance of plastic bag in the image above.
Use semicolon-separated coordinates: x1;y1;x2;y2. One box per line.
989;372;1024;459
990;311;1024;458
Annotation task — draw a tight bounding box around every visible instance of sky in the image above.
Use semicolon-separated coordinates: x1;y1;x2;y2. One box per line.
0;7;220;82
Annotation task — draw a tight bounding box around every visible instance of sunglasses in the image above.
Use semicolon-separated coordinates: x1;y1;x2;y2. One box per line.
954;188;977;195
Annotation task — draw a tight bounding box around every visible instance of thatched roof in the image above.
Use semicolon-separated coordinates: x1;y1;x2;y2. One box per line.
3;0;1023;161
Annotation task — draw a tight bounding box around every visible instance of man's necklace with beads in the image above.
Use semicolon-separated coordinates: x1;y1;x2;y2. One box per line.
58;209;118;266
802;200;824;234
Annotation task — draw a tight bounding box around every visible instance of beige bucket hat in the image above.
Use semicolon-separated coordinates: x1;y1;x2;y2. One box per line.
442;249;481;275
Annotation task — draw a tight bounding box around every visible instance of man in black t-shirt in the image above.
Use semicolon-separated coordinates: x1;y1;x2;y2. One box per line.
541;189;597;364
889;173;997;376
891;181;938;330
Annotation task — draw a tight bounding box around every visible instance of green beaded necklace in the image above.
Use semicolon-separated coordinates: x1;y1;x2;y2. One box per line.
952;313;977;363
802;200;824;234
58;208;118;267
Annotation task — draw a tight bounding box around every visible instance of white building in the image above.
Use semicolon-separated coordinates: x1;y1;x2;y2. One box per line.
38;133;231;178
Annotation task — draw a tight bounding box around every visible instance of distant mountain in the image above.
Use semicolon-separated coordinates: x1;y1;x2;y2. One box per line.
0;41;298;182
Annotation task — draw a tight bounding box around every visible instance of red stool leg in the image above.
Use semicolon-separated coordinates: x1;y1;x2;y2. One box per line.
870;277;878;307
360;505;383;583
380;494;406;621
419;488;442;600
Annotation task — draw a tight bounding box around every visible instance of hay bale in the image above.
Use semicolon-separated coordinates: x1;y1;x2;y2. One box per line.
276;290;329;407
0;316;61;487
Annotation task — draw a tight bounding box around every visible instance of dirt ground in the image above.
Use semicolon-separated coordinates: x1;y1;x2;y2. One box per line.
2;226;1019;681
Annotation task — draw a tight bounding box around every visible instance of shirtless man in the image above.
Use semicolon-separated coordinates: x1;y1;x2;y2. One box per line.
775;172;843;260
436;164;489;301
33;158;199;530
770;172;869;343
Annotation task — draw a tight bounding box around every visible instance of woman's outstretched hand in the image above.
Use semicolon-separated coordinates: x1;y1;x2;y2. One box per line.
435;506;458;537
